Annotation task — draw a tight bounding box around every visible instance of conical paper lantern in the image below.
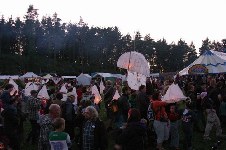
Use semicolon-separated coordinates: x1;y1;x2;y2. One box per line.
162;83;187;103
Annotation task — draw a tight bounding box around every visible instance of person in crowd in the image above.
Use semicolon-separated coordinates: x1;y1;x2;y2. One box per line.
181;102;196;150
146;77;154;97
116;86;131;128
201;92;225;140
103;80;115;117
167;104;180;150
103;80;115;131
1;97;20;150
26;90;41;145
52;92;63;106
135;85;149;120
0;84;15;109
207;78;221;116
76;85;83;106
79;106;108;150
152;91;169;150
129;89;137;108
38;104;61;150
61;93;76;141
114;108;148;150
49;118;71;150
220;95;226;127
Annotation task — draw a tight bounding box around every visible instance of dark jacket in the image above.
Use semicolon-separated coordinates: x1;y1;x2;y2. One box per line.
116;122;147;150
61;99;76;123
80;118;108;150
1;104;19;132
118;94;130;119
135;92;149;118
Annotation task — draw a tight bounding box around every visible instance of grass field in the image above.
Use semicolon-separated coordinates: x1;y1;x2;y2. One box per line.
20;104;226;150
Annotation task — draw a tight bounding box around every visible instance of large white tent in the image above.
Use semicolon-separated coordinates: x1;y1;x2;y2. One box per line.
179;50;226;76
77;73;92;86
20;72;39;78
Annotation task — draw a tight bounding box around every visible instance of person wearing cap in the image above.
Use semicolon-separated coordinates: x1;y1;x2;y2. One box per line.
26;90;41;145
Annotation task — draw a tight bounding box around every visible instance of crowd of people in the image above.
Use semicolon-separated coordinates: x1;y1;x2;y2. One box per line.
0;74;226;150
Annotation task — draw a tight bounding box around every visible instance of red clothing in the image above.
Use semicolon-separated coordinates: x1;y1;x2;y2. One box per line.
152;100;167;121
76;89;83;104
168;112;180;122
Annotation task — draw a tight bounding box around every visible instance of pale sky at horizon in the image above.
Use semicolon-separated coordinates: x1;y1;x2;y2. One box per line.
0;0;226;52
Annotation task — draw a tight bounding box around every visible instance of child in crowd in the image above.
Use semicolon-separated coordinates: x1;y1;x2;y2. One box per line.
181;102;196;150
49;118;71;150
168;104;180;150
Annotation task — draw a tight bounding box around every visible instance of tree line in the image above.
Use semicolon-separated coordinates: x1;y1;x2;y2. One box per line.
0;5;225;75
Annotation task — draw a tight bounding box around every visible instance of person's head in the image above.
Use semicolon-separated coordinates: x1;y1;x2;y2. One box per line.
83;106;98;121
152;91;161;100
139;85;146;93
169;104;176;113
210;78;216;87
67;86;73;92
122;86;131;95
187;83;195;92
53;118;65;131
85;100;92;107
56;92;63;100
49;104;61;119
67;92;75;103
5;84;14;92
106;80;112;86
140;118;148;126
30;90;38;97
127;108;141;123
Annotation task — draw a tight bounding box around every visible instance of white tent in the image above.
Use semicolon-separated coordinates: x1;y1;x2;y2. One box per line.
93;73;113;78
61;76;77;79
179;50;226;76
42;74;53;79
162;83;187;103
77;73;92;86
25;82;39;96
0;75;19;80
20;72;39;78
37;85;50;99
9;78;18;95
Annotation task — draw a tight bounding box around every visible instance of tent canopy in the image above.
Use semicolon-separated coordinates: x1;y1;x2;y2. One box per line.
0;75;19;80
77;73;92;85
179;50;226;76
62;76;77;79
20;72;39;78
